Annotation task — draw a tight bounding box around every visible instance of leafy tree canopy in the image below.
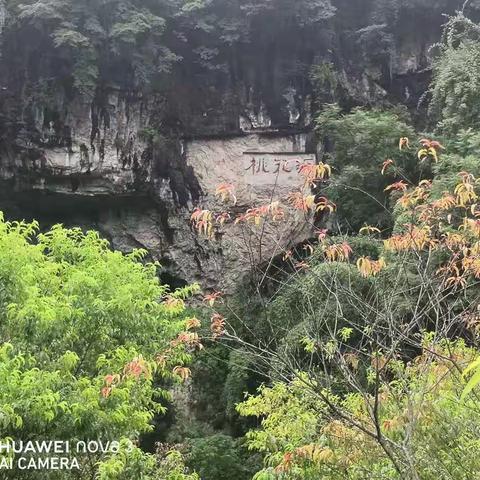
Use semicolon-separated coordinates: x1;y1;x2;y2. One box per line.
0;215;200;479
4;0;336;94
316;105;416;231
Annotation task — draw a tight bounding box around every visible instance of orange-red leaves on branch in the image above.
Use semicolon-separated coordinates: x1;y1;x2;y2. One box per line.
445;267;467;289
298;162;332;187
398;182;431;209
163;295;185;312
275;452;294;473
381;159;394;175
105;374;120;387
385;181;409;193
431;193;456;212
210;313;226;338
463;252;480;279
101;374;121;398
315;228;329;242
203;291;223;306
384;225;435;252
287;193;336;216
185;317;201;330
288;192;316;212
171;331;202;350
399;137;410;150
323;242;352;262
417;139;444;163
268;202;286;222
215;183;237;205
315;197;337;214
190;208;214;238
443;232;466;251
173;366;191;382
275;444;334;474
287;193;336;215
420;139;445;150
357;257;386;277
101;357;150;398
155;351;170;368
455;173;478;207
295;444;334;464
418;147;439;163
235;202;285;225
124;356;149;379
101;387;112;398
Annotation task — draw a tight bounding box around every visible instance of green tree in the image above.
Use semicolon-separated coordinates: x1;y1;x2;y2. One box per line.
203;123;480;479
8;0;180;94
187;433;255;480
316;105;416;231
238;341;480;480
429;13;480;133
4;0;336;96
0;215;200;478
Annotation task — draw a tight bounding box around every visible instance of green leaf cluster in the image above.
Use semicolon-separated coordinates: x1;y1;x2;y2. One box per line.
316;104;416;231
0;214;198;478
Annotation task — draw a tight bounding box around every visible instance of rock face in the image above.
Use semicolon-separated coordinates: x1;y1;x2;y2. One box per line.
0;93;150;195
0;0;461;290
186;134;314;200
184;133;317;289
0;119;317;290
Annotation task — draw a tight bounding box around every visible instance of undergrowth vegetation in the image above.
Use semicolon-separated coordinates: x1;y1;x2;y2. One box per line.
182;9;480;480
3;3;480;480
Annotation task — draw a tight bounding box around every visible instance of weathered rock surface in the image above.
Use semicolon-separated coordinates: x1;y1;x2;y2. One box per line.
0;0;462;290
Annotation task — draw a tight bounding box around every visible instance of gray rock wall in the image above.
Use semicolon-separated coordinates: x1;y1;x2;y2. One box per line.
0;0;463;290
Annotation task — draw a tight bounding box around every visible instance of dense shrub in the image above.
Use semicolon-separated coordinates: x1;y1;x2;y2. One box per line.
0;217;199;478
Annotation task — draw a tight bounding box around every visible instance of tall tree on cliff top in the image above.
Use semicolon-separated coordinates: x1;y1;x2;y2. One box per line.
4;0;336;95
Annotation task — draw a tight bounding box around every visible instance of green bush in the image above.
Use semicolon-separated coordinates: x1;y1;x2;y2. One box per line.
0;215;199;478
187;434;257;480
430;14;480;134
316;105;416;231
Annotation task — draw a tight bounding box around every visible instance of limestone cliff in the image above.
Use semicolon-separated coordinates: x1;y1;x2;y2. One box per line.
0;0;464;289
